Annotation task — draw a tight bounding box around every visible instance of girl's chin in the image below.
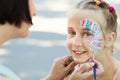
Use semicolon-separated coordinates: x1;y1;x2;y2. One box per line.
73;57;90;64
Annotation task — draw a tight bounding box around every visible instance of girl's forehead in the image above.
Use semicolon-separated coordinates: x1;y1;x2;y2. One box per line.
68;9;107;28
68;16;101;31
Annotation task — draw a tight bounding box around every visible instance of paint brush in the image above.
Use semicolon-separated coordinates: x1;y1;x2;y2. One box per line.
92;51;97;80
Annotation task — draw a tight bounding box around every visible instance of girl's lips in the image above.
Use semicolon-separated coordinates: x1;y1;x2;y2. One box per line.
73;50;86;56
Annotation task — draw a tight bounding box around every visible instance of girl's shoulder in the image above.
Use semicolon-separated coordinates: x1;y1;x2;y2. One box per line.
114;59;120;80
116;72;120;80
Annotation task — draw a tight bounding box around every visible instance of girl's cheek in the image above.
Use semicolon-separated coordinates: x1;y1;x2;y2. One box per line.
67;41;73;55
66;40;71;49
83;37;92;45
82;38;91;50
83;38;93;54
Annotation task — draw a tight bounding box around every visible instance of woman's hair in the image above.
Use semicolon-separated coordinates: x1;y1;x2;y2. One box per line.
0;0;32;27
75;0;117;36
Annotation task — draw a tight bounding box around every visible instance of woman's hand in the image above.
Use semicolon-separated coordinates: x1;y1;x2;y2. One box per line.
42;56;77;80
68;60;104;80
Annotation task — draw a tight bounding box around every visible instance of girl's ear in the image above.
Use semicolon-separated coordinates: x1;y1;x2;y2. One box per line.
105;32;116;47
108;32;116;43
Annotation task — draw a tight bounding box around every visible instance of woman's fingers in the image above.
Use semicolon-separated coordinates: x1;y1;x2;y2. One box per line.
76;62;95;73
94;60;104;75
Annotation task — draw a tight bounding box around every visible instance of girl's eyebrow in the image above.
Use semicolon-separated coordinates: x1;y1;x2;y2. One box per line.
67;27;74;32
67;27;73;29
67;27;74;30
81;27;93;31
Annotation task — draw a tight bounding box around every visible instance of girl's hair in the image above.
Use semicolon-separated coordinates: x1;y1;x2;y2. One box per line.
0;0;32;27
75;0;117;35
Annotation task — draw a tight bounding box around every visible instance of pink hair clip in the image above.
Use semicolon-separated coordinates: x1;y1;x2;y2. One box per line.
109;6;115;12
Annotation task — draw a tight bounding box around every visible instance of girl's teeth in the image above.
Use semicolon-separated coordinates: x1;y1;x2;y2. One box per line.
76;51;85;54
76;52;82;54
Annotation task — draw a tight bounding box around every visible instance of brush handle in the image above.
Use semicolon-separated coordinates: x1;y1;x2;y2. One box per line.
93;65;97;80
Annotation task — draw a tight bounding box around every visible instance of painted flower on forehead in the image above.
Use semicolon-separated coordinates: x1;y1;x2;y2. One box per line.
81;18;103;54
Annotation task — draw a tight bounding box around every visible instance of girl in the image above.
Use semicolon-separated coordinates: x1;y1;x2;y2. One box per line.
66;0;120;80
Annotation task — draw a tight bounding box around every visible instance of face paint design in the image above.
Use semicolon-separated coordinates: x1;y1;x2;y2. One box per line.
81;18;103;54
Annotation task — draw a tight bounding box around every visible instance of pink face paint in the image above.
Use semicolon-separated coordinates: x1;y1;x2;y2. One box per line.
81;18;103;54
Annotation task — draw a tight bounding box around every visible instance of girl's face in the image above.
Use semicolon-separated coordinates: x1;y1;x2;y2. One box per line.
15;0;36;38
67;16;104;63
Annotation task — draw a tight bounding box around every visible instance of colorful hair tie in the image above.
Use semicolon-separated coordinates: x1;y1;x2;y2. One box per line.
115;13;119;19
109;6;115;12
94;0;101;6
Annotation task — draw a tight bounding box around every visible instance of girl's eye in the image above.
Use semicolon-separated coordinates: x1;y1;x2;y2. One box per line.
68;31;76;35
83;31;93;37
67;28;76;35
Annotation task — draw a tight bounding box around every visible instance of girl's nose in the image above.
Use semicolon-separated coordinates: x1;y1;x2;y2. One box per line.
72;36;83;47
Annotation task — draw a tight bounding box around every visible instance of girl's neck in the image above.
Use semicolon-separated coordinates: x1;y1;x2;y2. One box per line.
95;48;120;80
